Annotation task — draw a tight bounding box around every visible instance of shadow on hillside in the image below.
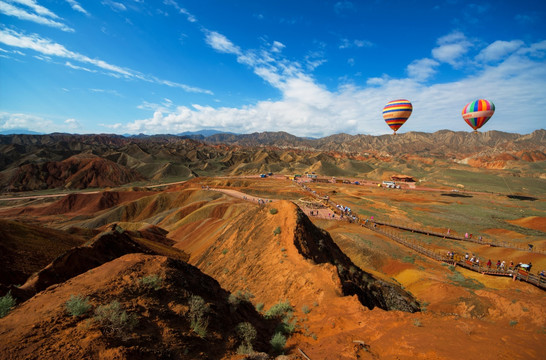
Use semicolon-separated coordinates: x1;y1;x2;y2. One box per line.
507;195;537;201
441;193;473;198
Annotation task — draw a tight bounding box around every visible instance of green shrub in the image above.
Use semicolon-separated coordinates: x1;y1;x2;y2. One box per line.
94;301;138;339
421;301;430;312
277;317;297;335
448;272;485;290
265;301;293;319
269;208;278;215
236;322;257;354
66;295;92;317
0;291;16;318
509;320;518;327
270;332;286;354
273;226;281;236
266;301;296;335
139;274;164;291
255;303;264;312
189;295;209;338
222;248;228;255
228;293;240;307
301;305;311;314
229;290;254;310
413;318;423;327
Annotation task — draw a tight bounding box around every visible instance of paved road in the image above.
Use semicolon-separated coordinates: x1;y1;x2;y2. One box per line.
0;180;188;203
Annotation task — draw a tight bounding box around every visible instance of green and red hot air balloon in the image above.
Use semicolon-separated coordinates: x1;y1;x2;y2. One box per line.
462;99;495;132
382;99;412;134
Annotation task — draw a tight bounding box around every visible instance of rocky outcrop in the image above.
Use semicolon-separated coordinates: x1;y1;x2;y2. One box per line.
292;207;420;313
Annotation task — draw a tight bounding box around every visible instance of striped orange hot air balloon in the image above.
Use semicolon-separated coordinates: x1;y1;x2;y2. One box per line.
382;99;412;134
462;99;495;132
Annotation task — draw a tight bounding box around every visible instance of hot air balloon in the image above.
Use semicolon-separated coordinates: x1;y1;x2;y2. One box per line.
382;99;412;134
462;99;495;132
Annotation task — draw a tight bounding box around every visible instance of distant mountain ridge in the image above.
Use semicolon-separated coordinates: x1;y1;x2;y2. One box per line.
0;129;544;192
203;129;546;156
0;129;43;135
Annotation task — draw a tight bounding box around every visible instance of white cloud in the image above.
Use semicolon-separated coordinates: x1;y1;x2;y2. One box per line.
90;88;122;97
476;40;524;62
0;28;132;75
339;38;373;49
123;32;546;137
0;111;56;132
518;40;546;58
0;1;74;32
65;61;95;72
433;43;467;62
7;0;58;18
34;54;51;61
101;122;122;130
432;31;473;67
64;118;82;131
406;58;439;81
163;0;197;22
65;0;88;15
179;8;196;22
152;77;213;95
102;0;126;12
271;41;285;53
0;28;213;95
205;31;241;55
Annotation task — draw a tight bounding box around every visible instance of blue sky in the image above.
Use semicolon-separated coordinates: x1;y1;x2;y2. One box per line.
1;0;545;137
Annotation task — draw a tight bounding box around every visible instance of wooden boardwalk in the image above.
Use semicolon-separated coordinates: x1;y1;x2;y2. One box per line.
367;222;546;290
294;181;546;290
372;219;545;254
210;182;545;290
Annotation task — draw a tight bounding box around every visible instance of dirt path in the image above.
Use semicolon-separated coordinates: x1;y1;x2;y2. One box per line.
0;180;188;203
209;187;275;204
210;187;343;222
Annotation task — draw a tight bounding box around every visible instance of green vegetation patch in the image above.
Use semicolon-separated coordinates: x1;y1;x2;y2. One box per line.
448;271;485;290
66;294;92;317
236;322;257;355
270;332;287;354
94;301;138;339
189;295;209;338
0;291;16;318
139;274;164;291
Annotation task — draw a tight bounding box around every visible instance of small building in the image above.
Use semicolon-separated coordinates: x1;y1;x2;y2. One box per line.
391;175;416;183
315;178;330;183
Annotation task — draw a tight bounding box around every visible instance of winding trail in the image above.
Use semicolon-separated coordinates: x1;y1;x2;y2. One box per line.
209;183;546;289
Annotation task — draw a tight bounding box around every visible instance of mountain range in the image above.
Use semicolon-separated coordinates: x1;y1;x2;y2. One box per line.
0;130;544;193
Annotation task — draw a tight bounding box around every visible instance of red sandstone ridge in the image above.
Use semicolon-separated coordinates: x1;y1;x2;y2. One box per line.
463;149;546;169
172;199;419;313
2;153;143;191
0;254;278;359
0;219;87;288
7;190;156;217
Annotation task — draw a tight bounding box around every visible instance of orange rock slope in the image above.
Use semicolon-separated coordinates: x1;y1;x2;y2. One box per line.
0;185;544;359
